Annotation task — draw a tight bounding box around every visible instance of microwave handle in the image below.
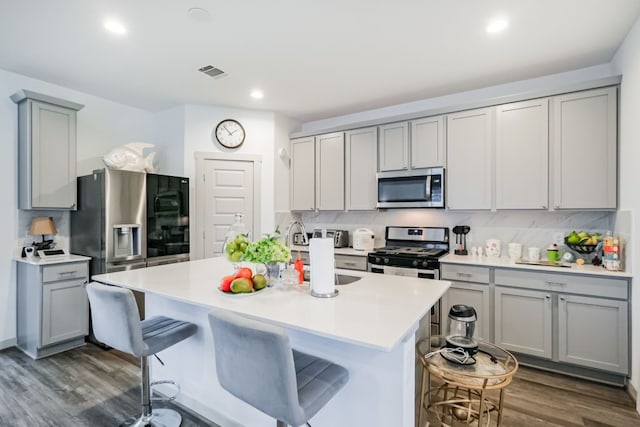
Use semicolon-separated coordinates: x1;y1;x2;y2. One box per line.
425;175;432;201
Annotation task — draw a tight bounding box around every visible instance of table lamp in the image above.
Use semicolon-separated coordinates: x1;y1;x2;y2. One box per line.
29;217;57;251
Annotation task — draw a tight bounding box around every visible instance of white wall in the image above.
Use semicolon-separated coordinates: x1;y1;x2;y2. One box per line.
153;105;187;176
301;64;615;134
0;68;156;348
612;14;640;405
182;105;277;242
274;113;301;213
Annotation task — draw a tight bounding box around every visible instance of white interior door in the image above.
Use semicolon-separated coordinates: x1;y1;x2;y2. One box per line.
196;154;262;259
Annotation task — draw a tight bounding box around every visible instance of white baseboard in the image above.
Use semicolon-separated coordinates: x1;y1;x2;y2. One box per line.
0;337;17;350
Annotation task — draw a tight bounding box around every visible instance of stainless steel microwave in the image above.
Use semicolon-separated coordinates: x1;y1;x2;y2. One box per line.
376;167;444;208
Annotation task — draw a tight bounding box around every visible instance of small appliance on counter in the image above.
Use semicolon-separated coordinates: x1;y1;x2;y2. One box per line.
353;228;375;251
292;232;312;246
312;229;349;248
452;225;470;255
444;304;479;363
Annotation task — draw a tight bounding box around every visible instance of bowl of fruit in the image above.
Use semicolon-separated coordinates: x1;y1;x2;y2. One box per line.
564;231;601;254
219;267;268;295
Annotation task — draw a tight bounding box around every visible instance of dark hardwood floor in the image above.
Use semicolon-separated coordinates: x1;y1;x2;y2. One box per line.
2;344;639;426
425;365;640;427
0;344;218;427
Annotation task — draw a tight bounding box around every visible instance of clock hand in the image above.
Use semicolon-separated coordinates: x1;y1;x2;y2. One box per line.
230;128;240;135
223;125;232;136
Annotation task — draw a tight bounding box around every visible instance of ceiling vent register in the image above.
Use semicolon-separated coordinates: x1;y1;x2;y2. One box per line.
198;65;227;79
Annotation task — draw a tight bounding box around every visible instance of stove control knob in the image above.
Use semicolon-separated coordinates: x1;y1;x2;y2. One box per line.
422;261;428;268
375;257;381;264
412;260;418;267
383;258;390;264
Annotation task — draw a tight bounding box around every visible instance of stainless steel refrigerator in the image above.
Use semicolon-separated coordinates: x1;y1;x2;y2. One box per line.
70;168;147;337
146;173;190;267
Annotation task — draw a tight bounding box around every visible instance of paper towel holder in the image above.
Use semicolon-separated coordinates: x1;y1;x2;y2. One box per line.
311;288;339;298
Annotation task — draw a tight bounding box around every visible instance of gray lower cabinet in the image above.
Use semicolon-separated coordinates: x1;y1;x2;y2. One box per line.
440;262;630;383
297;251;367;272
440;264;490;341
494;286;552;359
17;259;90;359
493;267;629;376
558;294;628;374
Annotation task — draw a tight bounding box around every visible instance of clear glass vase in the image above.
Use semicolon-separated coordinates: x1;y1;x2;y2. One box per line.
264;262;281;287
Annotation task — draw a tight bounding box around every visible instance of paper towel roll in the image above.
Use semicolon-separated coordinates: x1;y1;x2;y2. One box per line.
309;238;335;295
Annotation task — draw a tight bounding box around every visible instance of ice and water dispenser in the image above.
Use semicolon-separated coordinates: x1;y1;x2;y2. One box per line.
113;224;142;258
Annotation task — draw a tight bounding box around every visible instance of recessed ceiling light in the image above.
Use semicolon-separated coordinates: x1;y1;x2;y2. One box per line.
250;90;264;99
486;18;508;34
104;19;127;35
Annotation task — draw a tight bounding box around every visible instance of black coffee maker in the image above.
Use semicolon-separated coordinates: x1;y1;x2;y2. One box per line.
452;225;471;255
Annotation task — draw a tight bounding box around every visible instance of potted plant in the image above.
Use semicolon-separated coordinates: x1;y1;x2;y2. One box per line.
242;227;291;286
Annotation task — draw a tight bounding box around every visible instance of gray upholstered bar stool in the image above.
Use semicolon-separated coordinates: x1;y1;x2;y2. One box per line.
87;282;197;427
208;310;349;427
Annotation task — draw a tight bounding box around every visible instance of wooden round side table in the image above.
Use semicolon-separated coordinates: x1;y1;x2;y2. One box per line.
416;336;518;427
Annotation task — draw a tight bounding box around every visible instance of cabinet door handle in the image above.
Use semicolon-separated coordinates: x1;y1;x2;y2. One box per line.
58;271;76;277
70;203;76;209
457;272;472;277
560;296;565;301
545;281;566;286
555;205;561;209
542;205;547;209
545;294;551;299
344;262;357;266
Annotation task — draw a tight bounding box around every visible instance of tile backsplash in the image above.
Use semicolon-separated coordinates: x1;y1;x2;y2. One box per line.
282;209;631;271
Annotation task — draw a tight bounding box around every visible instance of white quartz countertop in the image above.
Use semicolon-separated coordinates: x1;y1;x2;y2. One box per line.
92;257;450;351
440;254;632;278
15;254;91;265
290;245;371;256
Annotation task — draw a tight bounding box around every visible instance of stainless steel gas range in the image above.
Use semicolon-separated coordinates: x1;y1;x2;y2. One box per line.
367;226;449;335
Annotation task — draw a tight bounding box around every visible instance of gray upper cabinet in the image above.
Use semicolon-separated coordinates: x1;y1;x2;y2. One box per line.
411;116;445;169
552;87;617;209
315;132;345;211
446;107;494;210
378;122;409;171
290;136;316;211
345;127;378;210
496;99;549;210
12;90;84;210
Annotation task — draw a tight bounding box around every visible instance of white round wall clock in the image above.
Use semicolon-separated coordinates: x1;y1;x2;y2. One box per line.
214;119;246;149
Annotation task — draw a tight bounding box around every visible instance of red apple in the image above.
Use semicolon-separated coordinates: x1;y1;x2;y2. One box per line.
235;267;253;280
219;274;235;292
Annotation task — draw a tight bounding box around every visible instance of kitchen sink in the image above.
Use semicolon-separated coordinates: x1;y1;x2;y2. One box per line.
303;270;361;285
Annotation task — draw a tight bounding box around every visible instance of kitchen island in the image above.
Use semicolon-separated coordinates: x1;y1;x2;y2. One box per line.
92;256;450;427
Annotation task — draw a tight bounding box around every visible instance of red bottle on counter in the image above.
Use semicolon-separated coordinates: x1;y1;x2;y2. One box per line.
294;253;305;284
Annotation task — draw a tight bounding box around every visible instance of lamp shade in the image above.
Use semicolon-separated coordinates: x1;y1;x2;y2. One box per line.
29;217;57;236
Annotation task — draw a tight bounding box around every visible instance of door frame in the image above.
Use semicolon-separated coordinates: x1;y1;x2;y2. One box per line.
194;152;262;260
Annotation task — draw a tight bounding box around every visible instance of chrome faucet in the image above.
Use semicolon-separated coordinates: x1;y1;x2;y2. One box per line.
285;220;308;247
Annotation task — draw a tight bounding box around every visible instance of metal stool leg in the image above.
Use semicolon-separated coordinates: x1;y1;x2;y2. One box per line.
120;356;182;427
